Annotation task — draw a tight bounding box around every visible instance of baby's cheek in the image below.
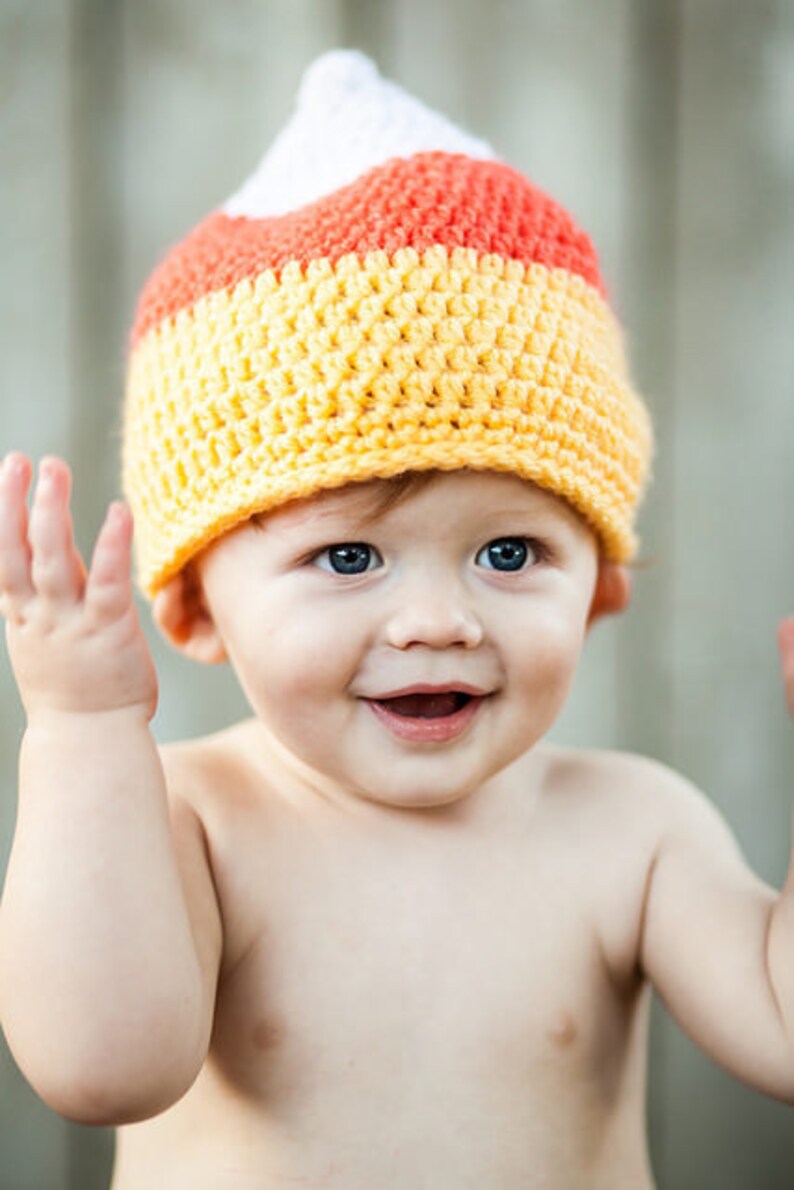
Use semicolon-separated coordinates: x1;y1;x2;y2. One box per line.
520;610;585;714
261;618;352;705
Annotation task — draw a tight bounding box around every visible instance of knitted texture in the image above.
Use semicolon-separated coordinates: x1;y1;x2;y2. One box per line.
123;52;653;597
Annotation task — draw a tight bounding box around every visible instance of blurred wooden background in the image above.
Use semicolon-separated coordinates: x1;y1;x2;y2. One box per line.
1;0;793;1185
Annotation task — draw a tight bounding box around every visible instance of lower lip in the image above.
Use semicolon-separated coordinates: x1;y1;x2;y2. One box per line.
365;696;485;743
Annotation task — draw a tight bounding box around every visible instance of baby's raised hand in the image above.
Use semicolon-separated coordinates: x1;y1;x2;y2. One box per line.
778;616;794;719
0;454;158;721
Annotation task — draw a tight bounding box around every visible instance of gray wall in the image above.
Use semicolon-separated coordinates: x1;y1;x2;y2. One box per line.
1;1;793;1186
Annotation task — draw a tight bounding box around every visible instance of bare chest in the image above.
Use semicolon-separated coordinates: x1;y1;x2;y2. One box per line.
208;818;638;1109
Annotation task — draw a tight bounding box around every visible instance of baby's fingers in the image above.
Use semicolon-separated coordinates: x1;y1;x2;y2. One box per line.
85;500;135;623
778;617;794;719
0;453;35;614
28;457;86;603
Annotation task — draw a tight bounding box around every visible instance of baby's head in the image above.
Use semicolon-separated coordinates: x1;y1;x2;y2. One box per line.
122;51;652;795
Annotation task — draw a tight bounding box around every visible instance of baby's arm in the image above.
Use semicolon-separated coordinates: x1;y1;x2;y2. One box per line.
0;455;222;1123
638;620;794;1101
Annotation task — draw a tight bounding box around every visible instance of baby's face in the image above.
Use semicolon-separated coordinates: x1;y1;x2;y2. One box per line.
193;471;603;811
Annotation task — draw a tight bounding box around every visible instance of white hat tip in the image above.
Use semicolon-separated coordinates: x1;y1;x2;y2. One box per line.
298;49;379;106
224;50;497;220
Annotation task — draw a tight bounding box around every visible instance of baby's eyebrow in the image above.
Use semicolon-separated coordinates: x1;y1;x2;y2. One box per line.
253;496;382;537
255;487;580;540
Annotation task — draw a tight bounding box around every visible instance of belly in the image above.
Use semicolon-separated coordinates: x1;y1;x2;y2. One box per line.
112;1082;654;1190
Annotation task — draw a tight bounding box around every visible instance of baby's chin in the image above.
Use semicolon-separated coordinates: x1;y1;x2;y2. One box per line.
338;751;521;817
292;749;493;815
353;781;480;813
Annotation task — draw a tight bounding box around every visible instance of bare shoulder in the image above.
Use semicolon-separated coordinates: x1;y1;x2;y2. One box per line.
155;718;284;871
157;718;270;816
536;743;736;984
541;742;726;837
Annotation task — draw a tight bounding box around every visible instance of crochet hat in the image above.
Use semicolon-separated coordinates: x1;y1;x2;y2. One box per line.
123;50;652;597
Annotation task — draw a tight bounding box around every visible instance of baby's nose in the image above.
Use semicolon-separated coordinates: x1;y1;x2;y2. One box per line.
384;579;483;650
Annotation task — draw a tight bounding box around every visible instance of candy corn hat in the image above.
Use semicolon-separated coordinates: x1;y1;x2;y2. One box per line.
123;49;653;597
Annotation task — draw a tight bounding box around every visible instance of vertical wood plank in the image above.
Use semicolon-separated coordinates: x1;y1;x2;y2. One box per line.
0;2;73;456
660;2;794;1187
619;0;683;1178
67;0;127;555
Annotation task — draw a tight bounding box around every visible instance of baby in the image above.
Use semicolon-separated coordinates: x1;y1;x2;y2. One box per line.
1;50;793;1190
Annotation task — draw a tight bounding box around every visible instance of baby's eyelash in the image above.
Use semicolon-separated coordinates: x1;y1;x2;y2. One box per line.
474;535;553;572
310;542;382;575
525;537;553;563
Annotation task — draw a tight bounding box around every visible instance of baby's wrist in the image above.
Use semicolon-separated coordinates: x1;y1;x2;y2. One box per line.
23;700;155;737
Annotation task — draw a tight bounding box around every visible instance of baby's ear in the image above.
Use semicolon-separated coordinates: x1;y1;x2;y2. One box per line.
152;566;227;664
586;561;632;629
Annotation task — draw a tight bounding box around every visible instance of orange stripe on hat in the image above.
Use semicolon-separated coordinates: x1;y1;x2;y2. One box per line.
131;153;606;347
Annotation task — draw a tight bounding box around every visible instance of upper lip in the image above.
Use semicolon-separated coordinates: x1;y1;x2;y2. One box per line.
365;682;492;700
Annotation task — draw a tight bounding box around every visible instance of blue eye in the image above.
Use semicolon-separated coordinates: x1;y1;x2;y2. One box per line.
315;543;382;575
476;537;534;572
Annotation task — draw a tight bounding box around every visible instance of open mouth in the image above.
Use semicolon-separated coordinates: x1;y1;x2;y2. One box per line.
374;691;473;719
364;689;486;743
